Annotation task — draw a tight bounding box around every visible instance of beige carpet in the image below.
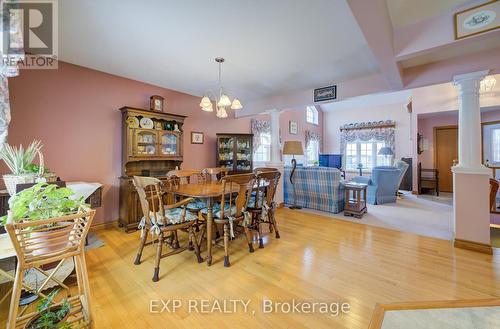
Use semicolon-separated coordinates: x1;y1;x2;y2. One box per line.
299;192;453;240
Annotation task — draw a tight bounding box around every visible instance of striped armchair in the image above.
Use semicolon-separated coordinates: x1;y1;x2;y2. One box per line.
284;166;345;213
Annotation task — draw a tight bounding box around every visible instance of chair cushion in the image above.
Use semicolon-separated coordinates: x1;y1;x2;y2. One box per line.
186;198;207;211
201;203;237;218
164;206;198;224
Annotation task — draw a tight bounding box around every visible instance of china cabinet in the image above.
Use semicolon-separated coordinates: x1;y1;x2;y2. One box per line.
216;133;253;174
119;106;186;232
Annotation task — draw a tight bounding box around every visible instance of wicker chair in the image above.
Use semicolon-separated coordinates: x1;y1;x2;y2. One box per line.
200;173;256;267
248;170;281;248
5;209;96;329
132;176;202;282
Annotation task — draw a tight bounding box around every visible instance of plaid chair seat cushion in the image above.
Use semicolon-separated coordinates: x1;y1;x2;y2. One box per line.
284;166;345;213
186;198;207;211
201;203;237;219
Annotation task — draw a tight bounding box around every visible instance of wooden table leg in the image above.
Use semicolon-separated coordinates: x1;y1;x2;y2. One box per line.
205;198;214;266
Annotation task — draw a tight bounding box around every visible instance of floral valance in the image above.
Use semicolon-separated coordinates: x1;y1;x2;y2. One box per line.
251;119;271;151
340;120;396;154
305;130;321;150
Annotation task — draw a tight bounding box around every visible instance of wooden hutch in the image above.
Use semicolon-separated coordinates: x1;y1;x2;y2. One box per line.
119;107;186;232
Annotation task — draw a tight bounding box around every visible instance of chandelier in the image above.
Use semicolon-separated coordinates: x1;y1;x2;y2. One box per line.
480;75;496;93
199;57;242;118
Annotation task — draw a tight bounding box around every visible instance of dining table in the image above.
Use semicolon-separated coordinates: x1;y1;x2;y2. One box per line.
171;181;239;266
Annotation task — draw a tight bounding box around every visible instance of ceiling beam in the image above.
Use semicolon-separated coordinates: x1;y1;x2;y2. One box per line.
346;0;403;90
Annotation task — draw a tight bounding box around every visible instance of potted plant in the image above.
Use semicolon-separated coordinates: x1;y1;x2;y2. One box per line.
0;140;43;195
24;289;72;329
2;182;89;225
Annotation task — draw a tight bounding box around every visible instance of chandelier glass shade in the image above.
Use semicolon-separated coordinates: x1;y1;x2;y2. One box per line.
200;57;242;118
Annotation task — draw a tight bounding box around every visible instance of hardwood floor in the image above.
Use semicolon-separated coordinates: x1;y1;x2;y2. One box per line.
2;208;500;328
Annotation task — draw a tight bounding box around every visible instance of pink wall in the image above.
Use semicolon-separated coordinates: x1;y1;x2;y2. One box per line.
417;109;500;169
279;107;323;148
5;62;252;225
4;62;321;225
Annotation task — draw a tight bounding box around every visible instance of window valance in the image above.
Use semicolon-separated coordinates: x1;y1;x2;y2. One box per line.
340;120;396;154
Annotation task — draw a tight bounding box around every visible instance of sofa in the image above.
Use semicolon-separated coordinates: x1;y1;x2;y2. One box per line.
284;166;344;213
352;166;402;205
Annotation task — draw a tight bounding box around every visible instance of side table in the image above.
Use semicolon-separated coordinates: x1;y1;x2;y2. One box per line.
344;182;367;219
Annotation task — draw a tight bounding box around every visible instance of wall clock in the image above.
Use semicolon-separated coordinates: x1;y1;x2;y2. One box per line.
150;95;165;112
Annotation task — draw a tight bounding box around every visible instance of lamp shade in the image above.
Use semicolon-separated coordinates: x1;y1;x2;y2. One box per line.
200;96;212;108
230;98;242;110
283;141;304;155
378;147;394;156
217;94;232;107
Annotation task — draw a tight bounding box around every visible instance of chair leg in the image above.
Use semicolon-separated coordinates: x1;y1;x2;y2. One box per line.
189;226;203;263
7;263;23;329
243;224;254;253
153;233;164;282
223;224;230;267
134;232;148;265
258;220;264;249
270;211;280;239
173;230;180;249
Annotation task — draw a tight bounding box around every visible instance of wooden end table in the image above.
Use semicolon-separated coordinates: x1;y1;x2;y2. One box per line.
344;182;367;219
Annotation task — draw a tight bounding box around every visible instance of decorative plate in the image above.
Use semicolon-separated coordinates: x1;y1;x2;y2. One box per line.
126;116;139;128
140;117;154;129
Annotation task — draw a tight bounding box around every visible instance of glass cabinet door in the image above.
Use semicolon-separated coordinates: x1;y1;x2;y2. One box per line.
135;130;157;156
160;132;178;156
218;137;234;170
236;136;252;171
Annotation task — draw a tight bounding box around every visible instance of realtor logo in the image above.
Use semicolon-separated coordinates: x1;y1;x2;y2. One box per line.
2;0;58;69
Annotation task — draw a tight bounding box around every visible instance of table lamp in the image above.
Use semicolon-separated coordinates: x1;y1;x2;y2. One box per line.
283;141;304;209
378;146;394;166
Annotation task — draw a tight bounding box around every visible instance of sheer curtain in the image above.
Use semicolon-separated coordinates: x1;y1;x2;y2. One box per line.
251;119;271;166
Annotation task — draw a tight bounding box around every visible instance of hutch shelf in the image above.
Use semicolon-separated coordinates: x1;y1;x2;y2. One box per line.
216;133;253;174
119;106;186;232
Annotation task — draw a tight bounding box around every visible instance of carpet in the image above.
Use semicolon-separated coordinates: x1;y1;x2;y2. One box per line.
299;192;453;240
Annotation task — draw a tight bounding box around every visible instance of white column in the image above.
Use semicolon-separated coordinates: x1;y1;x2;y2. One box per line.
266;109;284;205
453;70;490;172
452;70;491;253
268;109;281;164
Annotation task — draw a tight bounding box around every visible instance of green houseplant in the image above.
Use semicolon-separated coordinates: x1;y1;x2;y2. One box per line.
0;140;43;195
1;182;89;225
25;289;72;329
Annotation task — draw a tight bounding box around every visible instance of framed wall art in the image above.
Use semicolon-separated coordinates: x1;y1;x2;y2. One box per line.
455;0;500;39
191;131;204;144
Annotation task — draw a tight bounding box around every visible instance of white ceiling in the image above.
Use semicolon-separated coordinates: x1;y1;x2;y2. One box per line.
386;0;471;28
59;0;380;102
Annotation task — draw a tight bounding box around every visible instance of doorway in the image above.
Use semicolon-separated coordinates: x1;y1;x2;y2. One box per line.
434;126;458;193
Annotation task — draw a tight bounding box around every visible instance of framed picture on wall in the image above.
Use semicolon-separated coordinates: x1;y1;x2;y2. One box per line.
191;131;204;144
454;0;500;40
289;121;298;135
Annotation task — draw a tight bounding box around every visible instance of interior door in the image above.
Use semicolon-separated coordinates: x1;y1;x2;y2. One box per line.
435;126;458;193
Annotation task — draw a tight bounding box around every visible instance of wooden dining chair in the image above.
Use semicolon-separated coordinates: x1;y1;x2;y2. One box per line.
5;208;96;329
248;171;281;248
132;176;202;282
201;173;256;267
418;162;439;196
201;167;229;182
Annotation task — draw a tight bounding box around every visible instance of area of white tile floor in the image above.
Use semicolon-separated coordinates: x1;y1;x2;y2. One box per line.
381;306;500;329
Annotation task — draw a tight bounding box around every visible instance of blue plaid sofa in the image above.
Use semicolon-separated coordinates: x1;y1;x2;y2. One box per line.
284;166;345;213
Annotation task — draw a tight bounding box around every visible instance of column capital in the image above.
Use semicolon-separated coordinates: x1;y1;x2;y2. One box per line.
453;70;489;86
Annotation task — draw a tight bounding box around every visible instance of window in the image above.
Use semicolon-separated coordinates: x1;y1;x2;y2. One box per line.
253;132;271;163
345;140;387;170
306;140;319;165
306;106;319;125
493;129;500;162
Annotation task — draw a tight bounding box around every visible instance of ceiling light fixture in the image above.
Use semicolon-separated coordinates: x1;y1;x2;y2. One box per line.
199;57;242;118
480;75;496;93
